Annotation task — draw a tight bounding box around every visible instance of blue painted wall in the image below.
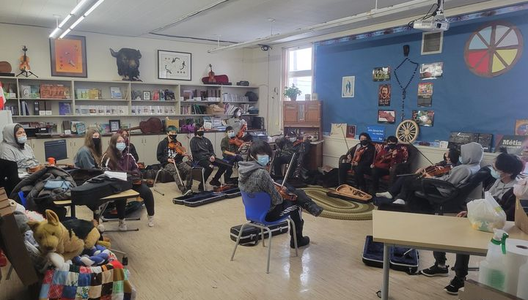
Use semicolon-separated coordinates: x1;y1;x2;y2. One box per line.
314;10;528;142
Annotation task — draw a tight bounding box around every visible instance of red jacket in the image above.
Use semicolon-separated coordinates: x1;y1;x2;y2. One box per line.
373;146;404;170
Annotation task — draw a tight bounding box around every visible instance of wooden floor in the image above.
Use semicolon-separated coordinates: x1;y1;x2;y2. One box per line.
0;182;481;300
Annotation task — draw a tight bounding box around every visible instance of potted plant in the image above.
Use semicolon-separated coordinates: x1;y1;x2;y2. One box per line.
284;84;302;101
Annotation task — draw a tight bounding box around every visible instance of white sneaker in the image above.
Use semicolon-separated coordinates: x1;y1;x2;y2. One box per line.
183;189;193;196
148;216;154;227
393;199;406;205
376;191;393;198
118;220;128;231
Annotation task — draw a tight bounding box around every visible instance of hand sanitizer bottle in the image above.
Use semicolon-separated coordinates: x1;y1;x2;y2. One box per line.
478;229;509;291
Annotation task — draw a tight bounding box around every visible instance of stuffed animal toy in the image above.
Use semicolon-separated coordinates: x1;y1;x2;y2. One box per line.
110;48;142;81
27;210;100;261
73;245;111;267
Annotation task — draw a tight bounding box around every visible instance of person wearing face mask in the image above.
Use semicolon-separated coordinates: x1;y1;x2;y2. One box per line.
0;123;39;171
220;126;243;184
227;108;246;135
156;126;193;195
190;124;228;190
117;129;139;162
74;129;103;169
102;133;156;229
272;132;310;179
369;136;405;194
421;150;523;295
338;132;376;187
374;147;460;204
238;140;323;248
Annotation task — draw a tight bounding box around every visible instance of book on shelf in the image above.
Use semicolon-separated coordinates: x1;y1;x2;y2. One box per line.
20;101;30;115
110;87;122;99
76;89;89;100
59;102;72;115
20;85;31;98
33;101;40;115
89;88;102;100
97;106;106;115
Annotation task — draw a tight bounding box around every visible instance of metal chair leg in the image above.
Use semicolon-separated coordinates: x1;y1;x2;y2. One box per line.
261;228;266;247
153;170;165;196
231;223;248;261
266;227;272;274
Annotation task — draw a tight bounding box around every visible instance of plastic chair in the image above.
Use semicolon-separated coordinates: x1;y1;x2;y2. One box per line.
230;191;298;274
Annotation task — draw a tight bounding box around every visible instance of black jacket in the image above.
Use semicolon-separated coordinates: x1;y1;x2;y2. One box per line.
157;137;184;166
347;143;376;169
190;136;215;163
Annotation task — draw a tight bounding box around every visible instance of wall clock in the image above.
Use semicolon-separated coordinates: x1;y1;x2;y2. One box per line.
50;35;87;77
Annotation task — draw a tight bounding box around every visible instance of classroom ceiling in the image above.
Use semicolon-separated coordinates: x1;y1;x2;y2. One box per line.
0;0;507;46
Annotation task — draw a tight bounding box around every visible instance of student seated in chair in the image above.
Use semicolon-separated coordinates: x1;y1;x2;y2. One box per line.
375;147;460;204
238;140;324;248
391;142;483;208
220;126;244;184
272;132;310;179
0;123;39;172
74;129;102;169
369;136;405;194
102;133;156;229
190;124;228;190
338;132;376;188
157;126;193;195
118;129;139;162
421;151;523;295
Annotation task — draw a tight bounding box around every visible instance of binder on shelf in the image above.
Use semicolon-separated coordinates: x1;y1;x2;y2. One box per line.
20;101;30;116
33;101;40;115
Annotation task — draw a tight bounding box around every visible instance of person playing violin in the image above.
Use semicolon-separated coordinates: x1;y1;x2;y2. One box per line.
220;126;244;184
369;136;405;194
272;131;310;179
338;132;376;188
156;126;193;195
374;147;460;205
118;129;139;162
238;140;323;248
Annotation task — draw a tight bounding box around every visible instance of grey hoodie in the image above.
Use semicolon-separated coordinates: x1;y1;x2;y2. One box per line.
238;160;283;209
437;142;483;186
0;123;39;171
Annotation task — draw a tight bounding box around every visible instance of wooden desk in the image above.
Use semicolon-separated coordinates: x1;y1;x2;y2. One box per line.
372;210;528;300
101;189;139;201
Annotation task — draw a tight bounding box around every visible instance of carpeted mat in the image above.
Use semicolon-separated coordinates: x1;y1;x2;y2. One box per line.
302;186;374;220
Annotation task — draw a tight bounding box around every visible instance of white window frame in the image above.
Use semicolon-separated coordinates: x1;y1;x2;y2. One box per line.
283;45;314;101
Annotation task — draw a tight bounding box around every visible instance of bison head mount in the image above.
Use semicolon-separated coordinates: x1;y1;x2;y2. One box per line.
110;48;142;81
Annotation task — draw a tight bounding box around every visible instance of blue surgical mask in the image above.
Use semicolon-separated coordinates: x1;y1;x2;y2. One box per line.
289;137;297;143
17;136;27;144
116;142;127;151
459;156;463;164
256;154;270;166
490;168;501;179
228;131;235;138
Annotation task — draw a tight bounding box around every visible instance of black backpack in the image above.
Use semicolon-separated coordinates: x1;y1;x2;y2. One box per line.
245;91;258;102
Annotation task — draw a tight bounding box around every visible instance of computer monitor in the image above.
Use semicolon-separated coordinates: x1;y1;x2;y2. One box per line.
44;139;68;162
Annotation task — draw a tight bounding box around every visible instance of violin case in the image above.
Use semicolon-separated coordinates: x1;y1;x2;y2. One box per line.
362;235;419;274
71;174;133;206
327;184;373;203
172;191;227;207
229;220;289;246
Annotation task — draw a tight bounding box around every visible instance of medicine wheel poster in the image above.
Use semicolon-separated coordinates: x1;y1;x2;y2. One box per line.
464;21;523;77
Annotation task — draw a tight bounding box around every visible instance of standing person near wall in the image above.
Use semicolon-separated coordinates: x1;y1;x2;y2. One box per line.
74;129;103;169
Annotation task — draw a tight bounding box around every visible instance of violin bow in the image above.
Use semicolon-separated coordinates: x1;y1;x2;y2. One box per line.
281;152;297;188
340;124;350;152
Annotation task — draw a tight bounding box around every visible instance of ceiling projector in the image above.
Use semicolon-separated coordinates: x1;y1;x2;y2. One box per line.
411;0;449;32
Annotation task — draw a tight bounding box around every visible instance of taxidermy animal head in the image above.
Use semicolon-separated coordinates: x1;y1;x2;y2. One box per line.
110;48;142;81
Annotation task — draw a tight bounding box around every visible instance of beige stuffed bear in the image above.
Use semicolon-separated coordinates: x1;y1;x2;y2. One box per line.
28;210;85;261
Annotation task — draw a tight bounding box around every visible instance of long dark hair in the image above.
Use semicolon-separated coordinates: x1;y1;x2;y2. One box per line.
84;129;102;166
103;133;123;170
248;140;273;161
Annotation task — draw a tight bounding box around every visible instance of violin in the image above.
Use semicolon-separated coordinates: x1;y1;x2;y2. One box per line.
19;46;31;71
420;165;453;178
273;182;297;201
351;145;368;164
208;64;216;83
168;141;187;156
229;123;247;148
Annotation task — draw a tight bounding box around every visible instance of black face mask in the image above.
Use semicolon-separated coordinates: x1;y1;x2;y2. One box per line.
197;131;204;137
387;144;396;149
169;135;177;141
92;138;101;147
360;140;368;146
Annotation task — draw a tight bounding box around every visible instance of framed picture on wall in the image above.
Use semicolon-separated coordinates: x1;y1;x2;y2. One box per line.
109;120;121;132
412;110;435;127
158;50;192;81
49;35;87;78
378;84;391;106
342;76;355;98
377;110;395;124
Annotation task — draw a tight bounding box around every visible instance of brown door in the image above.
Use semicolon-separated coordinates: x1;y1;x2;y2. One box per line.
283;102;298;125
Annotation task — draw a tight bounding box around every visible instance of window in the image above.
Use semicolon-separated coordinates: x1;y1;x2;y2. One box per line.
285;46;313;101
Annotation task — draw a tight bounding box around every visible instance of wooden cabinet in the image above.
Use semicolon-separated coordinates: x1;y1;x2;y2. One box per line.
283;101;323;170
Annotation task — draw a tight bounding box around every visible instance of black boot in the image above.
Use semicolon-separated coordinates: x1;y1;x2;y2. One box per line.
290;220;310;248
296;197;323;217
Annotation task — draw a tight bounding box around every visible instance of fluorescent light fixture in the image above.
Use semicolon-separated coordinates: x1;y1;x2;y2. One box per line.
58;14;72;28
69;16;85;30
49;27;61;38
59;28;71;39
71;0;90;15
84;0;105;16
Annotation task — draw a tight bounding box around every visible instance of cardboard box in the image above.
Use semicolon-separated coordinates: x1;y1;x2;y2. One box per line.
515;197;528;234
459;279;521;300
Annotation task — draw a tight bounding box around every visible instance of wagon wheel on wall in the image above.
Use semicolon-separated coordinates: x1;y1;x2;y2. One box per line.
396;120;419;144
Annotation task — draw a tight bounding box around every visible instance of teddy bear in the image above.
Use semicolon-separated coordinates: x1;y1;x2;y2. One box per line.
27;210;101;261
